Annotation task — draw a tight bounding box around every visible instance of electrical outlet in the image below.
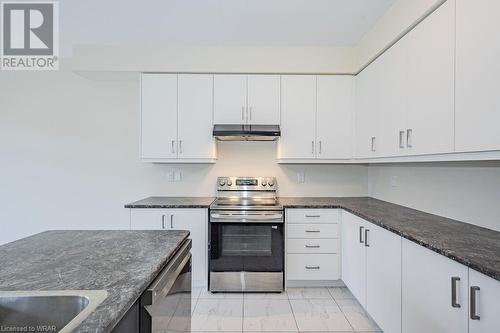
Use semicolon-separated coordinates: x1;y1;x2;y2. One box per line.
174;170;182;182
297;171;306;183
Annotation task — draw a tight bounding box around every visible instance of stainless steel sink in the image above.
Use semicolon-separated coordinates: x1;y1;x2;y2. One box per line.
0;290;108;333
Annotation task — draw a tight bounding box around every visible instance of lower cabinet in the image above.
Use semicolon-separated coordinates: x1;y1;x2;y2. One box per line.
286;209;340;282
130;208;207;287
341;211;401;333
469;269;500;333
402;238;468;333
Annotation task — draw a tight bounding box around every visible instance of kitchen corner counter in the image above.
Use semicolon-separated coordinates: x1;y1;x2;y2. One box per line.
279;197;500;282
0;230;190;333
125;196;215;208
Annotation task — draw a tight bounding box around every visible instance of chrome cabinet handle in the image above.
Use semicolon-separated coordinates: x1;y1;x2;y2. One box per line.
311;141;315;155
305;266;320;270
161;215;166;229
170;215;174;229
171;140;175;154
242;106;245;121
371;137;376;152
399;130;405;148
364;229;370;247
179;140;183;154
249;107;252;121
406;129;413;148
470;286;480;320
451;277;461;308
305;215;321;218
359;226;365;243
305;230;320;233
319;141;322;154
305;244;320;248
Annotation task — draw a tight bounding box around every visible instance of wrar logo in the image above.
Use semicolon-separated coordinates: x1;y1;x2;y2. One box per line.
1;1;59;70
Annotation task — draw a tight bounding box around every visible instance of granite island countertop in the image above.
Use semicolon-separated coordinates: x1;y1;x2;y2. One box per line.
279;197;500;282
125;196;215;208
0;230;190;333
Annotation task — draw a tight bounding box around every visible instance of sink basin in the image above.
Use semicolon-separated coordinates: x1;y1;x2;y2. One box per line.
0;290;108;333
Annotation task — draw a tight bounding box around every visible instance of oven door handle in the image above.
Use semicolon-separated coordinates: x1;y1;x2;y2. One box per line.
141;239;192;308
210;213;283;223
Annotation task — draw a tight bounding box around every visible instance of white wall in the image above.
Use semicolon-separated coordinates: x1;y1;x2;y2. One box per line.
368;163;500;232
0;62;368;245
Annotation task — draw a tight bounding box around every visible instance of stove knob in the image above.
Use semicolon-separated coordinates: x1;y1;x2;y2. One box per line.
268;180;274;187
219;180;226;186
227;180;233;186
262;180;267;186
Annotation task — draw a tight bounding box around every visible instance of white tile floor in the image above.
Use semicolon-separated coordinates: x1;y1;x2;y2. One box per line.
190;287;382;332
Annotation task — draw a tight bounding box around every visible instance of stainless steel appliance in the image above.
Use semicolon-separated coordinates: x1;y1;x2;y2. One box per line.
209;177;284;292
140;239;192;333
212;124;280;141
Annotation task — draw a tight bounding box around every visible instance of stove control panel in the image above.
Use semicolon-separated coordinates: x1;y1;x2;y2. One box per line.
217;177;277;191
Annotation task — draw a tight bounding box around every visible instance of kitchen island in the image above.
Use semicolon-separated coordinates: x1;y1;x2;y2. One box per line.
0;230;190;332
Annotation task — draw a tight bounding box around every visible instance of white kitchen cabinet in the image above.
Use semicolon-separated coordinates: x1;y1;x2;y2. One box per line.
214;74;280;125
178;74;216;159
279;75;317;159
280;75;354;160
316;76;354;159
341;211;367;306
455;0;500;152
468;269;500;333
247;75;280;125
405;0;455;156
402;238;468;333
130;208;208;287
214;75;247;124
365;222;402;333
141;73;215;163
141;74;178;159
287;254;339;280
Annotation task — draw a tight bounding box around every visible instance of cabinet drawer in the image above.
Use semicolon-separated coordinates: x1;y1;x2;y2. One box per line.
287;239;339;254
287;254;339;280
287;224;339;239
287;209;340;224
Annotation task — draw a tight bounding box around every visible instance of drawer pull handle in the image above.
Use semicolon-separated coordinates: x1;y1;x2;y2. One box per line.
305;266;320;270
470;286;480;320
451;276;461;308
305;230;321;233
305;245;320;248
305;215;321;218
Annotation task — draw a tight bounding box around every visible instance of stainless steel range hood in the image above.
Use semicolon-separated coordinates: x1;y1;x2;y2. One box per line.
213;125;280;141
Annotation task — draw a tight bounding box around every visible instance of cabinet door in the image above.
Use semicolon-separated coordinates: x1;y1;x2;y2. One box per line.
213;75;247;124
316;76;354;159
456;0;500;152
169;209;207;286
366;223;402;333
402;238;468;333
405;0;455;156
178;74;215;159
355;60;381;158
130;209;170;230
469;269;500;333
141;74;178;159
247;75;280;125
279;75;317;159
341;211;366;306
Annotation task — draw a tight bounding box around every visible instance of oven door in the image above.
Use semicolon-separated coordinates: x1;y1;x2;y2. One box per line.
209;210;284;292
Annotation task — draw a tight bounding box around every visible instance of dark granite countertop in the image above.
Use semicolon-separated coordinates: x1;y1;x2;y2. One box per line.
279;197;500;282
125;196;215;208
0;230;190;333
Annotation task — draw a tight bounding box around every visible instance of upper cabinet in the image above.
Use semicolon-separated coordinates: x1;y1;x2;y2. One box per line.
141;73;216;163
455;0;500;152
355;0;455;158
279;75;355;161
214;74;280;125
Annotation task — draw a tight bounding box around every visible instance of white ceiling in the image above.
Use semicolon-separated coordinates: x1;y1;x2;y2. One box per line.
61;0;396;57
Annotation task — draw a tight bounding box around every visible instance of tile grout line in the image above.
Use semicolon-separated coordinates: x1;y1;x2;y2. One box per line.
286;292;301;333
328;288;356;333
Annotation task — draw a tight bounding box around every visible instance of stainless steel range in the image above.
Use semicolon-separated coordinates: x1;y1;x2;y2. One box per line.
209;176;284;292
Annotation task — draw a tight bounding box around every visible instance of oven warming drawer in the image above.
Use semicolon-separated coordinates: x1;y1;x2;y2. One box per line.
210;272;283;292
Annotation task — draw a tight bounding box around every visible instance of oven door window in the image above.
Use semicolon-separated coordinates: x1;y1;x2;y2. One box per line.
210;223;283;272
